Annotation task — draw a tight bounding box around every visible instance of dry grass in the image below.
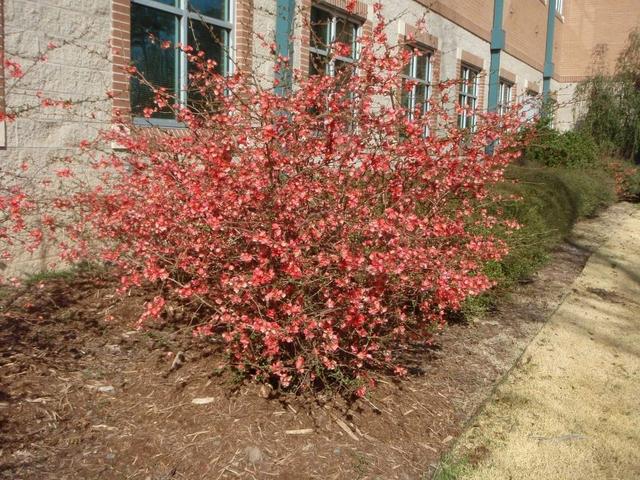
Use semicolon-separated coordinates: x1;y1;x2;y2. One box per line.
453;204;640;480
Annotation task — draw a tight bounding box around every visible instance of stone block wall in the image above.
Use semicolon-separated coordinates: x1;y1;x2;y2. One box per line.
1;0;112;164
0;0;112;275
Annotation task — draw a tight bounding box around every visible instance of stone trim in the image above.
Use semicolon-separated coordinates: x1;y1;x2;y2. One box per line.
460;50;484;71
401;22;439;51
110;0;254;124
499;68;516;84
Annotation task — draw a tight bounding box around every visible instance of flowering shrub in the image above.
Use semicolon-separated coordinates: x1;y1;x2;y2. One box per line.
4;6;527;394
603;158;640;199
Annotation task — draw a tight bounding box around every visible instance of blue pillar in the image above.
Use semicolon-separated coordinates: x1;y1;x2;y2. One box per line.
542;0;557;104
275;0;295;94
487;0;505;113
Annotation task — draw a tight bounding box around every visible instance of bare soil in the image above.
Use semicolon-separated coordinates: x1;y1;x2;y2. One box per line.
0;203;634;480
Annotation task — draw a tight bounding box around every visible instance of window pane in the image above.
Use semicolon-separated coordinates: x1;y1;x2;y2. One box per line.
130;3;179;118
415;84;427;114
468;73;477;96
149;0;177;5
403;48;414;77
309;52;329;76
466;95;475;108
460;68;469;94
189;0;228;21
401;85;412;111
415;53;430;81
187;21;228;110
335;18;357;58
188;20;228;74
310;7;331;51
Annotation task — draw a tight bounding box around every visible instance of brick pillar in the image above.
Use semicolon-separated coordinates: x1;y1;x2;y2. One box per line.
111;0;131;122
236;0;255;72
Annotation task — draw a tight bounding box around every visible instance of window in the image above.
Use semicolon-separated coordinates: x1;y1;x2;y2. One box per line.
309;5;360;78
130;0;232;121
401;46;433;123
498;80;513;116
458;65;479;129
555;0;563;15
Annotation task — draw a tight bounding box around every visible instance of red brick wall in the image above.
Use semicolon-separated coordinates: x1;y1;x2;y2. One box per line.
235;0;255;72
111;0;131;121
503;0;548;71
555;0;640;81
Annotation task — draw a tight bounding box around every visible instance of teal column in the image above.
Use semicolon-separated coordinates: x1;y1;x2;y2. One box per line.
487;0;505;113
542;0;557;104
275;0;295;94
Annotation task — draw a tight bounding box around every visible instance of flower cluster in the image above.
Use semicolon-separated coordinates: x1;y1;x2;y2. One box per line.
5;7;528;394
604;157;640;199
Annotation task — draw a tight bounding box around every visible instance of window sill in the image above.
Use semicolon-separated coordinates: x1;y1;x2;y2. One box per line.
132;117;187;129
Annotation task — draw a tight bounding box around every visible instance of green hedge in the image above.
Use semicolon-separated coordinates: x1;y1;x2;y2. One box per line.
522;127;600;169
462;163;616;317
496;164;615;279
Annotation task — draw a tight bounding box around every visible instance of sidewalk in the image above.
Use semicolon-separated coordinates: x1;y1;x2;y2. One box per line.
454;204;640;479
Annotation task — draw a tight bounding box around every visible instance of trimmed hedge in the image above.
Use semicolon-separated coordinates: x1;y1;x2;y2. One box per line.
462;163;616;316
496;164;615;279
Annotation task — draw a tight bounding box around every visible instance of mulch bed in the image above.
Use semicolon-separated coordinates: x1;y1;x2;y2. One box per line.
0;214;608;479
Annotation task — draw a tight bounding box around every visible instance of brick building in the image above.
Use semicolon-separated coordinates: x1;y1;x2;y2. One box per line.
0;0;638;273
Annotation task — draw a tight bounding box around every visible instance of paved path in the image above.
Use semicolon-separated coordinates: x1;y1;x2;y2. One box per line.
455;204;640;480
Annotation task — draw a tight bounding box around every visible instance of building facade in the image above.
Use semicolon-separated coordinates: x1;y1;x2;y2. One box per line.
0;0;638;273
